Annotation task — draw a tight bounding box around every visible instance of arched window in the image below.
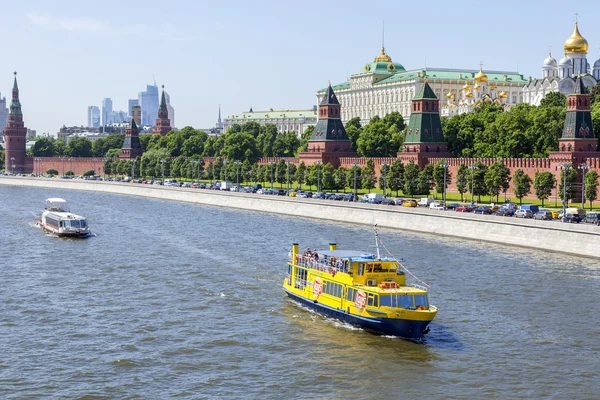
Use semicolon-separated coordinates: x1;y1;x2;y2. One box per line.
425;146;429;153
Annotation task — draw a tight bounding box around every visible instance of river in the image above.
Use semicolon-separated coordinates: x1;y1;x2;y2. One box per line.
0;186;598;399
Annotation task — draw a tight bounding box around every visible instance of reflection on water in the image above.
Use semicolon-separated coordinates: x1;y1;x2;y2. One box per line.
0;185;598;398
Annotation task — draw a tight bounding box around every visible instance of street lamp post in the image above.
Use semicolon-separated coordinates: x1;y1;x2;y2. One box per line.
286;161;291;191
382;162;389;198
61;157;65;176
270;161;275;189
440;161;448;208
353;163;359;202
160;159;166;185
131;159;136;180
34;158;40;176
191;160;198;184
69;158;73;176
561;163;572;216
578;163;589;209
10;157;15;175
469;164;476;203
235;160;241;190
315;161;322;193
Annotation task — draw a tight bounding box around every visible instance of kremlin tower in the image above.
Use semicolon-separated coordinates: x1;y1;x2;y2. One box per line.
559;74;596;153
4;72;27;173
120;119;143;159
152;85;172;136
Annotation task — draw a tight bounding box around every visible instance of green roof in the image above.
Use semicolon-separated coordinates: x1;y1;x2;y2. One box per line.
413;81;437;100
228;109;317;121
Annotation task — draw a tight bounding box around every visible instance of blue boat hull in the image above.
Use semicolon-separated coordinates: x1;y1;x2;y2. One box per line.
284;289;431;342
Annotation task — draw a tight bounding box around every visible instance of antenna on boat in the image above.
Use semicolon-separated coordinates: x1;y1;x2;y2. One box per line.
374;224;381;259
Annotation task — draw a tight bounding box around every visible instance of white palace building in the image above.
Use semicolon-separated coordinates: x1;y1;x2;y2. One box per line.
523;21;600;105
317;46;528;125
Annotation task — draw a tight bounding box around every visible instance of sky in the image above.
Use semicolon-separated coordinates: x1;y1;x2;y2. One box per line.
2;0;600;135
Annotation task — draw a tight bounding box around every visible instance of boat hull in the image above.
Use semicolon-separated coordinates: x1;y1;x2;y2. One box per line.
284;288;431;342
38;222;90;238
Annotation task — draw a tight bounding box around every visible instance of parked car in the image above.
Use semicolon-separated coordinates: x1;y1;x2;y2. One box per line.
515;209;534;218
277;189;287;196
393;198;406;206
534;210;553;220
445;202;460;210
312;192;326;199
456;204;476;212
561;213;581;223
333;194;345;201
474;206;493;215
343;193;358;202
418;198;435;207
584;212;599;223
430;202;445;210
519;204;540;213
496;207;515;217
381;198;395;206
402;199;418;207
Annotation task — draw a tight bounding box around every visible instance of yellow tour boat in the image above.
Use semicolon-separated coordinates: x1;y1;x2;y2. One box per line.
283;229;438;341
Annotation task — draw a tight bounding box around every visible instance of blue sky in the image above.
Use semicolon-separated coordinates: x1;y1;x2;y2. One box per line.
2;0;600;135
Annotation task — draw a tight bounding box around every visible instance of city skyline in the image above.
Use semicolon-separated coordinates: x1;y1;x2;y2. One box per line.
2;0;600;135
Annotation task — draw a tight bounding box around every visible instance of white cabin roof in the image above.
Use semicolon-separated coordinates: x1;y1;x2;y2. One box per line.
46;198;67;204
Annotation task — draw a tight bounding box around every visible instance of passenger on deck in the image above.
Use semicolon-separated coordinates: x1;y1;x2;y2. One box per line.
313;250;319;262
304;248;312;257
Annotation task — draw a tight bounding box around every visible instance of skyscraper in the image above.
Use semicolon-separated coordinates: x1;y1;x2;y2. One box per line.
128;99;139;118
87;105;100;128
138;84;158;126
164;91;175;128
102;98;113;126
131;105;142;127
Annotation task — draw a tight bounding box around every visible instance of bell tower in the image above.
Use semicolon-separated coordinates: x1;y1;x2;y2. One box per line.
3;72;27;173
120;119;143;159
559;74;596;152
153;85;172;136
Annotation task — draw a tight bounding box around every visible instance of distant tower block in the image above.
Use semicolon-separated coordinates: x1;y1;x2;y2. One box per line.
4;72;27;173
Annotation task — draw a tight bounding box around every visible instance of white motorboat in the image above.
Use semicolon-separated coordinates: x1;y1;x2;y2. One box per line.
39;198;90;238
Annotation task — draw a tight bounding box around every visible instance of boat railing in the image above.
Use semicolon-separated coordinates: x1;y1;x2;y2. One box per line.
408;283;429;292
291;254;347;274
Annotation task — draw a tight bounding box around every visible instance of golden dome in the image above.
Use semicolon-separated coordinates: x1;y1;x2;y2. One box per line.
465;91;474;98
474;83;481;90
564;22;588;54
446;91;455;99
374;46;392;63
490;84;498;91
462;80;472;91
474;65;488;82
498;91;507;99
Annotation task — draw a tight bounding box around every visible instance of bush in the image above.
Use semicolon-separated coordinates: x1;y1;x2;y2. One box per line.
46;168;59;176
83;170;95;177
65;170;74;176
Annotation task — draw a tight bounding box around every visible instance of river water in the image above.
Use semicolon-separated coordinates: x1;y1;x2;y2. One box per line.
0;185;598;399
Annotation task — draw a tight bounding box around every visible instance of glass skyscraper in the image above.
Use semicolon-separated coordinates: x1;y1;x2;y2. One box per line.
87;105;100;128
138;84;159;126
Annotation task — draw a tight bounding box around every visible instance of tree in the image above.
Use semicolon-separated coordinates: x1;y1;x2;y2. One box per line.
83;170;95;177
346;165;362;193
181;134;208;157
403;161;420;196
467;162;488;202
513;169;532;205
484;161;511;202
32;137;56;156
222;131;260;163
286;163;297;189
533;171;556;207
417;163;434;195
584;170;599;210
345;117;362;152
362;159;377;193
558;167;578;206
387;159;405;196
67;136;92;157
275;159;286;188
321;163;336;190
433;160;452;198
539;92;567;108
272;132;300;157
378;163;390;194
46;168;59;176
205;162;214;181
357;119;397;157
334;166;348;192
296;162;307;187
65;170;74;176
257;124;279;156
456;164;468;201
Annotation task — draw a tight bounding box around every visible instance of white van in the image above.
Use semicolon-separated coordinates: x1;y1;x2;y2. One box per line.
418;198;435;207
366;193;384;203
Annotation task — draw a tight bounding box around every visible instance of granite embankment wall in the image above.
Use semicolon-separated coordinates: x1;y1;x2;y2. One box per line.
2;177;599;259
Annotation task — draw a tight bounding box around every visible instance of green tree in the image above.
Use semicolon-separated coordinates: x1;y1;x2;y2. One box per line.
67;136;92;157
222;132;260;163
257;124;279;156
467;162;488;202
92;134;125;157
533;171;556;207
334;166;348;192
584;170;599;210
558;166;578;206
54;139;67;156
286;162;297;189
241;121;261;138
417;163;434;195
32;137;56;156
539;92;567;108
181;134;207;157
296;162;307;186
322;163;336;191
362;159;377;192
46;168;59;176
205;162;214;181
275;159;286;188
513;169;532;205
484;161;511;202
433;160;452;198
345;117;362;152
272;132;300;157
386;159;405;196
378;163;391;194
83;170;95;177
297;125;314;153
357;117;398;157
346;165;362;194
403;161;420;196
65;170;74;176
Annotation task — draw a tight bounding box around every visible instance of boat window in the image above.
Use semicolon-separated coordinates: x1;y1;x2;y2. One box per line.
348;288;355;302
357;263;364;276
414;295;429;307
367;294;378;307
380;294;414;308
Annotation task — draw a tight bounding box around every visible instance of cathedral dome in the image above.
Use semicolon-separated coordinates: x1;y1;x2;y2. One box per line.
465;91;474;98
474;66;488;82
462;81;472;91
564;22;588;54
446;91;454;99
558;55;572;66
543;53;557;67
374;46;392;63
498;91;508;99
594;58;600;69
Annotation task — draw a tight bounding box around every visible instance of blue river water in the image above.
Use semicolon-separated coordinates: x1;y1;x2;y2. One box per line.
0;185;598;399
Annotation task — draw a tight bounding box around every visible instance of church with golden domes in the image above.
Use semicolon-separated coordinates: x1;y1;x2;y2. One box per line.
318;44;528;125
523;21;600;105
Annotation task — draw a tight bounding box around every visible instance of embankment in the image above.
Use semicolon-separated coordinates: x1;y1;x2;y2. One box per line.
2;177;599;259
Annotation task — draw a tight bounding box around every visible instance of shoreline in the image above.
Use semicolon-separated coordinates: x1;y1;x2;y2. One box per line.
1;176;599;259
